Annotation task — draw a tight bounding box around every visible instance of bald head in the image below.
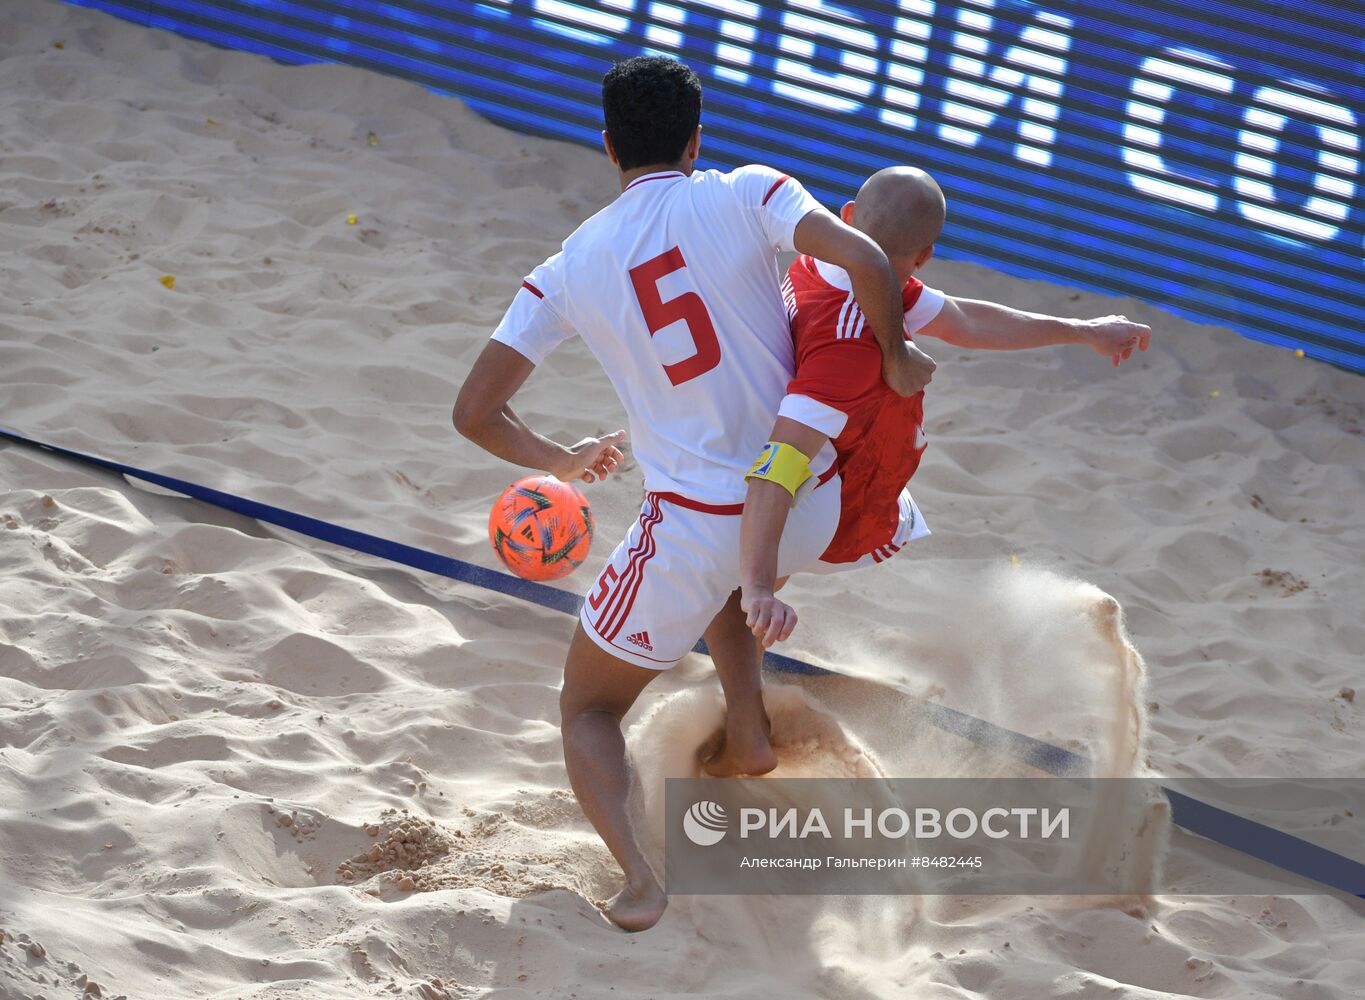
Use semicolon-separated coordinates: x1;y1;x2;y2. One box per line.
849;166;946;267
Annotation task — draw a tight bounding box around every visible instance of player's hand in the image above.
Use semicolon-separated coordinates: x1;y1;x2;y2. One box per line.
882;340;937;397
741;586;799;649
554;429;626;484
1080;315;1151;367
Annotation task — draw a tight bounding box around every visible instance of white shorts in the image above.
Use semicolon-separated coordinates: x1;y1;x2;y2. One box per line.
579;477;841;670
805;486;931;576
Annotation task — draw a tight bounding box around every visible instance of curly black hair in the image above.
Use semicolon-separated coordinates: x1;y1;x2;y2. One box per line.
602;56;702;171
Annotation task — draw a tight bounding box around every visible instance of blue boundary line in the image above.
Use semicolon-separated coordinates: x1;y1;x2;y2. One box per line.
1;425;1360;897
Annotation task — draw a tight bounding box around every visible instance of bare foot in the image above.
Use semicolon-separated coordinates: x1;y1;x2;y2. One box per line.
699;711;778;776
702;740;777;776
605;880;668;932
700;729;778;776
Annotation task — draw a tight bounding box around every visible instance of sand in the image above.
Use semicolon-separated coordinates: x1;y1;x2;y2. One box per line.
2;1;1364;997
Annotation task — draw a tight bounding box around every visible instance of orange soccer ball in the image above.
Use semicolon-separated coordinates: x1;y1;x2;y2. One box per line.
488;475;594;581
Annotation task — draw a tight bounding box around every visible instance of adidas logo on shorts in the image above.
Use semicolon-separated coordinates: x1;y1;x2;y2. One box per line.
625;631;653;652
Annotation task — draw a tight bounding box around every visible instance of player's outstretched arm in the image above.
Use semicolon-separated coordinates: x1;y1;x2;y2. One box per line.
792;210;937;397
921;297;1152;367
739;416;829;648
454;341;625;484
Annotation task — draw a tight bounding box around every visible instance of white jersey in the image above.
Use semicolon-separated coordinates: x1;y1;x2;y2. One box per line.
491;164;834;506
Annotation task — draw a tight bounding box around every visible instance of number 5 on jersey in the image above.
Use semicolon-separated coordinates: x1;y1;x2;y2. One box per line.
628;246;721;386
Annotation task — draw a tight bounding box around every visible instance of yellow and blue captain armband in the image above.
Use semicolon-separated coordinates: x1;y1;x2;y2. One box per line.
745;441;812;497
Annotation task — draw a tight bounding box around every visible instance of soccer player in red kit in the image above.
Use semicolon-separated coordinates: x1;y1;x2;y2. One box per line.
741;166;1153;644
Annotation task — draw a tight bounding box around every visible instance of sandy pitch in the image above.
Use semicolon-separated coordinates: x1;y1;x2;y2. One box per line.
3;1;1364;997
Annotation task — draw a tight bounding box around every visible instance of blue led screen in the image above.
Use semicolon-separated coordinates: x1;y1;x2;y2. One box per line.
70;0;1365;372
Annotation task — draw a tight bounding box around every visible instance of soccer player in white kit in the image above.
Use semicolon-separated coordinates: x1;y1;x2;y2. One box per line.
454;57;935;930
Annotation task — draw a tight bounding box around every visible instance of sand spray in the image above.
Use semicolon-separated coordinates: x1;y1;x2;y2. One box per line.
626;567;1167;964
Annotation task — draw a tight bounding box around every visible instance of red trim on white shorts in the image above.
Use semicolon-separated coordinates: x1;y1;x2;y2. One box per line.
585;612;679;665
650;468;835;517
598;495;663;640
651;491;744;515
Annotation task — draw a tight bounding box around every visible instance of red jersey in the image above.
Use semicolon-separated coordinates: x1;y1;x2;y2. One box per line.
780;255;944;564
